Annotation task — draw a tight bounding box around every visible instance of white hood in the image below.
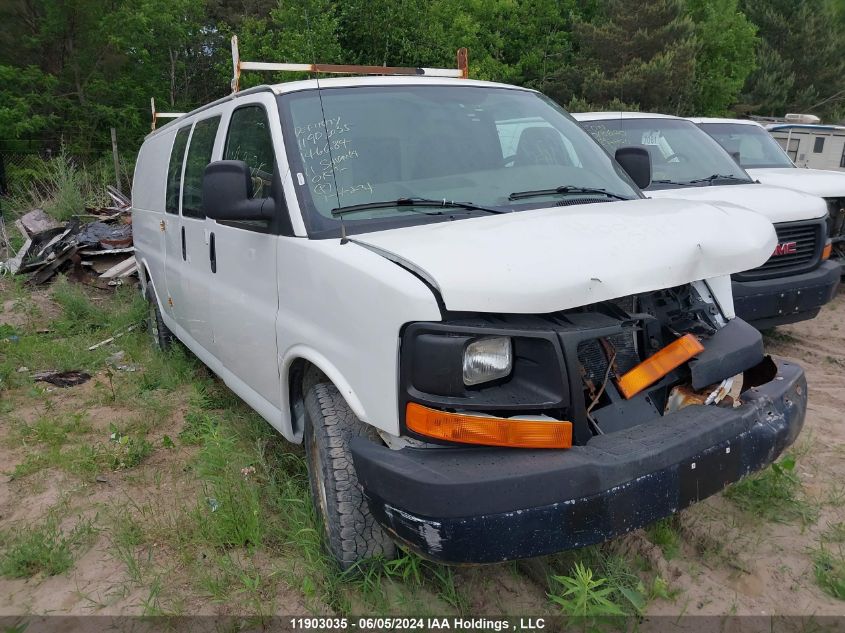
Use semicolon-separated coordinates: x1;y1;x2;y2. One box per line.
351;198;776;314
747;167;845;199
647;182;827;223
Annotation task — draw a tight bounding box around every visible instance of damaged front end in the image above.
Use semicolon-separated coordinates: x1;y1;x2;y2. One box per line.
350;282;807;563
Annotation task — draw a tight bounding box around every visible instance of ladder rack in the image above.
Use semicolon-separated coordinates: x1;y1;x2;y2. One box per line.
230;35;468;93
150;98;186;131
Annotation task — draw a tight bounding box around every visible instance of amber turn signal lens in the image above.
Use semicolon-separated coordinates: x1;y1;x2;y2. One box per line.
617;333;704;399
822;242;832;261
405;402;572;449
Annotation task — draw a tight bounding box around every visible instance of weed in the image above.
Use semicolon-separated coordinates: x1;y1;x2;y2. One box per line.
813;547;845;600
8;150;111;222
193;424;263;548
724;454;819;524
106;424;154;470
179;410;219;445
763;329;798;344
645;517;681;560
549;562;628;617
110;510;149;584
822;522;845;544
0;514;96;578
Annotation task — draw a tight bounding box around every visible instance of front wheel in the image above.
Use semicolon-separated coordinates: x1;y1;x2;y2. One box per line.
304;382;396;570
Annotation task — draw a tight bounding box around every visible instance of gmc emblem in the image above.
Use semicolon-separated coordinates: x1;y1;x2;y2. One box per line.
772;241;798;256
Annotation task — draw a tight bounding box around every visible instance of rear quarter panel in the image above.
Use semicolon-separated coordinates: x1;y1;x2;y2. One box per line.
132;130;173;300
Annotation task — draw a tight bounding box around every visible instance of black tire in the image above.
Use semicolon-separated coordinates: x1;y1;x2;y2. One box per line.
145;284;174;350
304;382;396;570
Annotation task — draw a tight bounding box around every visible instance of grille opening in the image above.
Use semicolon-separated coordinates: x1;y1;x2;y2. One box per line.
734;220;822;280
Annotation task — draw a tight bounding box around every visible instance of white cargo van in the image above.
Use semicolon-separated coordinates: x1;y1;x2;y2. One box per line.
576;112;840;329
691;117;845;269
133;63;807;568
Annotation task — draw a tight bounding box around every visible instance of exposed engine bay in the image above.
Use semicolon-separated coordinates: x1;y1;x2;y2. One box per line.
572;283;768;439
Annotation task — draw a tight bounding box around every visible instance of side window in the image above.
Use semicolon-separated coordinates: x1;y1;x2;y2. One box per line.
165;127;190;214
224;105;275;198
813;137;825;153
182;116;221;219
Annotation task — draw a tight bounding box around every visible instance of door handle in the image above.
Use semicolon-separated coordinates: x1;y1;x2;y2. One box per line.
181;226;186;260
209;232;216;273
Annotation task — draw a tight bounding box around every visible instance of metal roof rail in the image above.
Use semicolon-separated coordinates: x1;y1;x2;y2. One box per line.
150;98;186;131
230;35;469;93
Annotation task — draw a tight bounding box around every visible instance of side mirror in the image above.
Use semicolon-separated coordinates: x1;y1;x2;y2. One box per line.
730;151;742;165
614;146;652;189
203;160;273;221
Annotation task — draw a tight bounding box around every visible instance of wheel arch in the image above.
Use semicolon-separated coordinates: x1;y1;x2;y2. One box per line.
281;347;369;444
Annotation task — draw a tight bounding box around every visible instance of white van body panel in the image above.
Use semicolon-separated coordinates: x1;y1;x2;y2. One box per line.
746;167;845;198
647;182;827;223
350;197;776;314
276;238;441;440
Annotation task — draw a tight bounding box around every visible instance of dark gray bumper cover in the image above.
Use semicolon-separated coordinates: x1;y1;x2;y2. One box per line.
351;360;806;563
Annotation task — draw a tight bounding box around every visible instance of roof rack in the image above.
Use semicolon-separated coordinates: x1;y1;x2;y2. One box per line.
230;35;468;93
150;98;186;131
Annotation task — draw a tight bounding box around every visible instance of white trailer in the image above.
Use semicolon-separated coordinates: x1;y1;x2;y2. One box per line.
766;123;845;171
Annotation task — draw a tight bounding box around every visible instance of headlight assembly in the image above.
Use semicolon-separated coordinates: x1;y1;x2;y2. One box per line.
463;336;513;386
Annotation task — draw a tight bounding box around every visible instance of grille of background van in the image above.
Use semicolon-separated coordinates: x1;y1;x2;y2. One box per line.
733;220;822;281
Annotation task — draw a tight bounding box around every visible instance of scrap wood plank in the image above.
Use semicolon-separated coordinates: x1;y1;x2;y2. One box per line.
88;324;138;350
4;237;33;274
28;245;79;285
80;246;134;256
99;255;136;279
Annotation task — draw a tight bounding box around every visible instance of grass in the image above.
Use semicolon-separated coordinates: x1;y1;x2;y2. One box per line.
813;522;845;601
0;513;96;578
724;454;819;525
645;517;681;560
813;548;845;601
5;150;113;223
1;276;655;617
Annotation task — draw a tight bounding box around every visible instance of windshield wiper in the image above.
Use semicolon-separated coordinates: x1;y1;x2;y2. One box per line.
651;179;697;187
682;174;751;185
508;186;632;201
331;197;506;218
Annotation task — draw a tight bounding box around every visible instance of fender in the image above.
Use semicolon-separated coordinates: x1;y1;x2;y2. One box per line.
279;344;370;443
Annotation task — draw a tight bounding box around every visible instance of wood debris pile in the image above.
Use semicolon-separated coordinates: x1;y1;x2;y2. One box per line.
0;186;137;287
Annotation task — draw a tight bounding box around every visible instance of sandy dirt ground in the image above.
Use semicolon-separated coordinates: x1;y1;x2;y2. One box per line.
1;284;844;621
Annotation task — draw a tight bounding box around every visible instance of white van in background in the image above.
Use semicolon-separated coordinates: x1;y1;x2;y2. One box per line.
576;112;840;329
691;117;845;269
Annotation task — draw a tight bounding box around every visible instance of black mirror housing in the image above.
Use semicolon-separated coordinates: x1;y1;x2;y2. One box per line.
203;160;273;221
614;146;652;190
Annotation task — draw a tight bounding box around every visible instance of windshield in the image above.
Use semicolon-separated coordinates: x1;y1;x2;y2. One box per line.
277;85;641;237
578;117;753;190
698;122;795;169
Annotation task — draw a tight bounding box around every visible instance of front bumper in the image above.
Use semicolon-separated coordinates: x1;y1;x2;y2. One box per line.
351;359;806;563
732;260;840;329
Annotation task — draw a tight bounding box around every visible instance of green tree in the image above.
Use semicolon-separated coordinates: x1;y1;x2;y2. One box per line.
686;0;758;116
552;0;699;114
740;0;845;118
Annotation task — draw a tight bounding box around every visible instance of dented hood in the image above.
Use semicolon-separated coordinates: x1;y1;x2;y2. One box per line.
647;182;827;223
351;198;776;314
746;167;845;199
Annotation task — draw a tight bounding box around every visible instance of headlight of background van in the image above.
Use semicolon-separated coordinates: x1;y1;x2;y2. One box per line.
463;336;512;386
